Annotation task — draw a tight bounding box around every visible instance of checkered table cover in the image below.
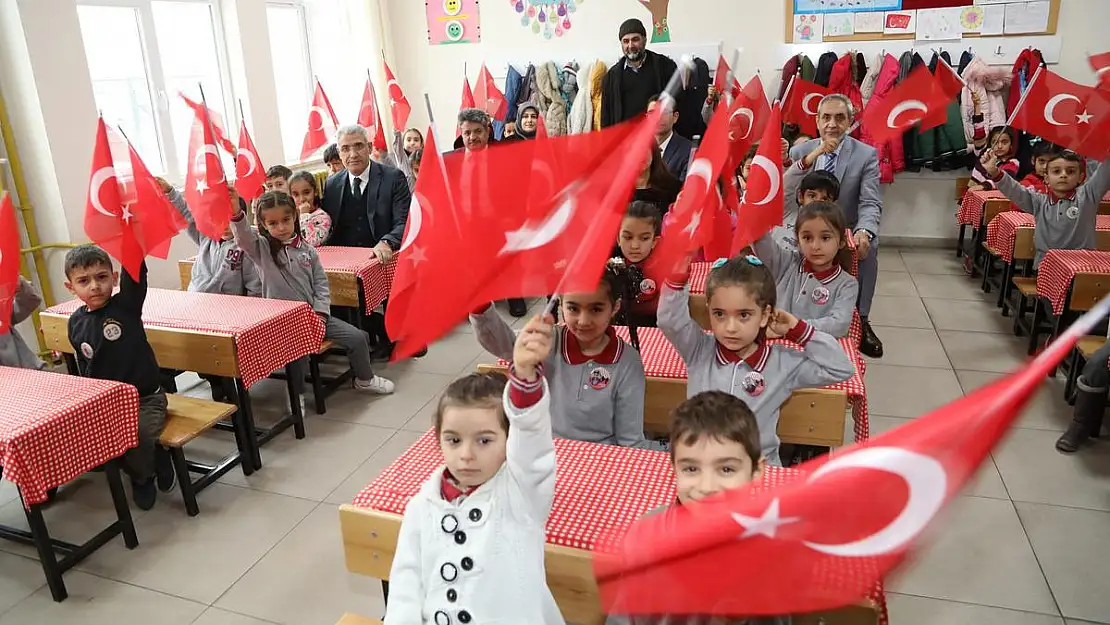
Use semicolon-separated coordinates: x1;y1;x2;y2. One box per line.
986;214;1110;263
1036;250;1110;316
315;246;397;311
0;367;139;506
352;429;888;624
957;190;1009;226
45;289;324;388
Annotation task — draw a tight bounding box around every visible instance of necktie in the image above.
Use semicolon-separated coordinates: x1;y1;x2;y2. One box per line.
824;152;838;174
353;177;363;203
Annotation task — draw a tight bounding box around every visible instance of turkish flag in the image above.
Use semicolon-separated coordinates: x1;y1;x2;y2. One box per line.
713;55;742;101
783;77;832;137
84;118;144;280
126;141;185;261
703;185;733;261
300;79;339;161
235;121;266;203
457;76;476;138
0;192;19;334
731;105;784;255
726;77;771;170
597;294;1110;617
358;75;387;151
1011;68;1110;160
184;104;233;241
1091;51;1110;90
918;57;965;132
178;93;236;154
861;65;950;145
384;60;412;132
474;64;508;121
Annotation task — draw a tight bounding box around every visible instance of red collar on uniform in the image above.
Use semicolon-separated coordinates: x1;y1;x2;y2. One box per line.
440;468;479;502
283;235;303;248
802;262;842;283
1047;188;1078;204
714;341;770;371
562;326;623;365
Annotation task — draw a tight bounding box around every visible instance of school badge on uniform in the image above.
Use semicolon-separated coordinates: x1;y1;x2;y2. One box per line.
811;286;830;306
225;248;243;269
741;371;765;397
102;319;123;342
79;342;94;359
588;367;612;390
1066;205;1081;219
639;278;657;297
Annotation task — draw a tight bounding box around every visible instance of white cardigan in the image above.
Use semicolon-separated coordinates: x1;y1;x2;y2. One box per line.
383;383;565;625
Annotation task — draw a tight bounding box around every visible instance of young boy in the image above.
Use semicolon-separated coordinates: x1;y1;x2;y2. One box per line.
64;245;173;510
323;144;344;174
778;170;842;248
983;149;1110;268
605;390;789;625
263;165;293;193
1020;141;1057;194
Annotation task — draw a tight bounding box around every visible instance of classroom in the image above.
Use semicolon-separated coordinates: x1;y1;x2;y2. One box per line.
0;0;1108;623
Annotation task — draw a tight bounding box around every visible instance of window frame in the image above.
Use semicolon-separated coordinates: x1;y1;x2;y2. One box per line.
265;0;316;163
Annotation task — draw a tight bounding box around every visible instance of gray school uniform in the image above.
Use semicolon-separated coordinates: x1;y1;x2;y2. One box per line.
231;212;376;381
657;284;856;465
753;234;859;338
994;157;1110;267
0;277;45;369
469;306;651;448
606;506;791;625
168;188;261;297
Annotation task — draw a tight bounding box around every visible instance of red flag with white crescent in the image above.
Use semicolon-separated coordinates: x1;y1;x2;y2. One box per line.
783;78;832;137
860;65;951;145
300;79;340;161
358;75;387;151
731;104;784;255
713;55;742;100
384;60;412;132
0;192;20;334
235;120;266;203
184;102;233;241
84;118;144;280
918;56;965;132
457;76;476;138
1010;68;1110;160
1091;51;1110;90
474;63;508;121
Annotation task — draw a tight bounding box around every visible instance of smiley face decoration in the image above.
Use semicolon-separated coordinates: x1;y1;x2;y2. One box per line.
427;0;481;45
512;0;582;39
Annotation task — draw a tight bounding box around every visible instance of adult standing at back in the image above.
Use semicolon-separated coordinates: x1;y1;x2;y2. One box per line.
786;94;884;359
600;18;677;128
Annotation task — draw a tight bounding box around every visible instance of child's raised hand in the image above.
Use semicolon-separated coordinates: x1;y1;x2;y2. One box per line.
513;313;555;382
980;148;1000;178
767;308;799;338
228;184;241;211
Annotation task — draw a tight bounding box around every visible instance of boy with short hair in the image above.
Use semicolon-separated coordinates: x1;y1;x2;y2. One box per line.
777;170;842;249
323;144;343;174
606;390;789;625
263;165;293;193
64;245;174;510
983;150;1110;267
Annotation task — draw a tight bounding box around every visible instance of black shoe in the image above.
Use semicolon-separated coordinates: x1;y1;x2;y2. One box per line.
155;447;176;493
132;478;156;511
859;318;884;359
508;298;528;318
414;347;428;358
371;341;395;362
1057;378;1107;453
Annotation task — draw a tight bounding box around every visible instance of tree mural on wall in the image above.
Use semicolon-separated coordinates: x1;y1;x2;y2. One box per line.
639;0;671;43
511;0;583;39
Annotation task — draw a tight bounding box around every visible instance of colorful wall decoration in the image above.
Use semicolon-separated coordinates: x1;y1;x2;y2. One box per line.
427;0;481;45
639;0;671;43
511;0;582;39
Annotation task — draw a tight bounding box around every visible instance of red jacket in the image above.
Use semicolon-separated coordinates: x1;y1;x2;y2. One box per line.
1006;49;1046;115
859;54;905;183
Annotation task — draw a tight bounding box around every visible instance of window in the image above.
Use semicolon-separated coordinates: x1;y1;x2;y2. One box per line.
78;0;234;179
266;2;313;162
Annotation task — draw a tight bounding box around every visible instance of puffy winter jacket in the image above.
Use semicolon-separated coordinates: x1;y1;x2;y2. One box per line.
859;53;904;183
567;62;596;135
814;52;838;87
859;52;884;105
536;61;567;136
960;57;1010;153
1007;48;1045;115
828;54;863;114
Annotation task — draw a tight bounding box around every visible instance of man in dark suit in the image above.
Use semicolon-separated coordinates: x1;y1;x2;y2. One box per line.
323;124;412;357
600;18;678;128
647;94;692;181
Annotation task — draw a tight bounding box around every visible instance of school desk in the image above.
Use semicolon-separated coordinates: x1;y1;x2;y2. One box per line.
178;246;397;311
0;367;140;602
1013;250;1110;358
39;289;325;474
338;430;887;625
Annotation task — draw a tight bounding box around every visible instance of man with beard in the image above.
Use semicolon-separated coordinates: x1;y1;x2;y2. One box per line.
600;18;678;128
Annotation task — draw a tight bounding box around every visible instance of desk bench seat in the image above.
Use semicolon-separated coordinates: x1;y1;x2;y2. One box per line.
162;394;237;516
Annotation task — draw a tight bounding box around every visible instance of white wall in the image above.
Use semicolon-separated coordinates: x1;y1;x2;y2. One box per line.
384;0;1106;245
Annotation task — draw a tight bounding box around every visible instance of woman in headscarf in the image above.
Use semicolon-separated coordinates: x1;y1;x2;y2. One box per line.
503;102;541;142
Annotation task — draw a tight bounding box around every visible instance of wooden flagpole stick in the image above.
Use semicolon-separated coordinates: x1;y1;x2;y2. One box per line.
1006;64;1042;127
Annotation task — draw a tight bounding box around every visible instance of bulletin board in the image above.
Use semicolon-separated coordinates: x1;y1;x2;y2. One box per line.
784;0;1059;44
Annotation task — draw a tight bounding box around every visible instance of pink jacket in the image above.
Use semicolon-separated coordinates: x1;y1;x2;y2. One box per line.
859;54;904;184
961;57;1010;152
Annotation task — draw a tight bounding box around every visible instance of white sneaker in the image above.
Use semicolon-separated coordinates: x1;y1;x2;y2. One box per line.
354;375;395;395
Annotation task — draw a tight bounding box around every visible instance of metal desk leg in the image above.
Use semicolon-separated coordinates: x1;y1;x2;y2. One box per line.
23;501;66;601
104;459;138;548
233;379;263;471
285;374;306;439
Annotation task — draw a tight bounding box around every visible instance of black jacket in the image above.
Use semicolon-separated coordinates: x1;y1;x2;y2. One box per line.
662;132;694;181
600;49;678;128
674;57;709;141
814;51;839;87
321;162;410;249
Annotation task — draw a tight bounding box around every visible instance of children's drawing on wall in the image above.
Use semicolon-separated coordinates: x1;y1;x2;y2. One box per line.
512;0;582;39
794;13;824;43
638;0;671;43
428;0;481;44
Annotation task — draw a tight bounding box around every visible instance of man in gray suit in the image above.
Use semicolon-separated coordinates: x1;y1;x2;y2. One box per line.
786;94;884;358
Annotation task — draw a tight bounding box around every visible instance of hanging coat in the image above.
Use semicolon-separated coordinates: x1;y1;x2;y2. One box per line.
504;65;523;125
1006;48;1045;115
859;53;905;183
536;61;567;136
813;51;838;86
568;62;595;134
899;52;923;172
958;50;974;75
854;52;868;87
800;54;816;82
778;55;801;101
675;56;709;141
517;64;537;111
828;54;863;113
860;52;884;104
561;61;580;109
589;60;606;130
960;56;1010;153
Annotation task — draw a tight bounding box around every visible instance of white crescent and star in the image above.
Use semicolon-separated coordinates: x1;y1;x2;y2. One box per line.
89;167;120;218
237;150;258;178
886;100;928;129
731;447;948;558
748;155;781;206
500;188;576;254
310;105;333;131
1043;93;1081;126
802;92;823;116
194;144;226;184
400;193;424;252
679;158;714;237
729;107;755;140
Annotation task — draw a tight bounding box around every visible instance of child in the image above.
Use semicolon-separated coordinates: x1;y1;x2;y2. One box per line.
384;320;564;625
968;126;1019;192
983;149;1110;268
605;390;790;625
1057;330;1110;453
323;144;344;174
618;201;663;327
1021;140;1057;194
736;144;759;194
63;246;174;509
0;277;45;369
288;171;332;247
402;128;424;156
783;169;841;231
754;201;858;338
410;148;423;180
230;190;394;395
469;261;652;449
264;165;292;193
657;255;856;465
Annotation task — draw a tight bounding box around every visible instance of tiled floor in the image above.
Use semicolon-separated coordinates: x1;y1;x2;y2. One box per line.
1;247;1108;624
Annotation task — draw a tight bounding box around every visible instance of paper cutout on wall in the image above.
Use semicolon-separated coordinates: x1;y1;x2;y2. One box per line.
513;0;582;39
428;0;481;45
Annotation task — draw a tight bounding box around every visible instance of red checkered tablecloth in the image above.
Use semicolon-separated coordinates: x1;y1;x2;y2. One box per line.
986;214;1110;263
352;430;887;625
45;289;324;388
0;367;139;506
1036;250;1110;315
315;246;397;311
957;190;1009;226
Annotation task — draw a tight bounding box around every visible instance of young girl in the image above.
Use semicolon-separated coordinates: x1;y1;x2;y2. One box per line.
657;255;856;465
968;125;1019;192
384;323;564;625
736;144;759;194
0;277;45;369
230;190;394;395
617;201;663;327
469;261;652;449
1021;140;1057;194
402;128;424;156
753;201;859;338
288;171;331;247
